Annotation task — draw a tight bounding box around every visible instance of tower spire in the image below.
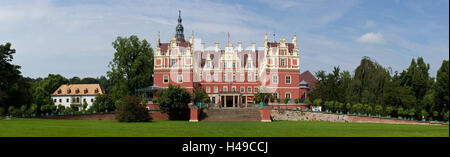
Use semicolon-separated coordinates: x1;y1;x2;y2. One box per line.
175;10;185;42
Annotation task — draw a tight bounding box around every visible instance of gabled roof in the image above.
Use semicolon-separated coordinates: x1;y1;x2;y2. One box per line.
300;70;318;89
51;84;103;96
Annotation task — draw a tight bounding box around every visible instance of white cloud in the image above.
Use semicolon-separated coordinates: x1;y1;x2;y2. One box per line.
357;32;385;44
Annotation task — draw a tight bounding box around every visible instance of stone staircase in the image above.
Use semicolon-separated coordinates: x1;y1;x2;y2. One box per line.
200;108;261;122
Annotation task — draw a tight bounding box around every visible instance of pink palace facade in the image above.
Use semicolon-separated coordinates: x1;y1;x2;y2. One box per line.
152;11;309;107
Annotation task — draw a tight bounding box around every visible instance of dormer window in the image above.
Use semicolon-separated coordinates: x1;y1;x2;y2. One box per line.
67;89;71;94
75;88;80;94
94;88;99;94
281;50;286;55
84;88;88;94
57;89;62;94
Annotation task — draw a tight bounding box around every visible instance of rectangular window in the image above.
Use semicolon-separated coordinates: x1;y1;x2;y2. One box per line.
248;73;252;81
224;74;228;81
232;74;236;81
232;86;236;92
177;75;183;83
240;73;244;81
223;86;228;92
273;75;278;84
255;87;259;93
273;93;278;99
281;59;285;66
54;99;57;102
199;74;202;81
286;93;291;100
171;59;176;66
214;87;218;93
214;73;218;81
163;75;169;83
66;99;69;102
286;76;291;84
232;62;236;68
224;62;227;68
59;99;62;103
206;87;211;93
247;87;252;93
206;75;211;81
240;87;245;93
255;75;258;81
281;50;285;55
91;98;94;102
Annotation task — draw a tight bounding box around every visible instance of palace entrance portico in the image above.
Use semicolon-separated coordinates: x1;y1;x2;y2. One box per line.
218;92;253;108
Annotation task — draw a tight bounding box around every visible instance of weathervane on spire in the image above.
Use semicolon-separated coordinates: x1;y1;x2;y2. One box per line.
273;32;276;42
227;32;230;44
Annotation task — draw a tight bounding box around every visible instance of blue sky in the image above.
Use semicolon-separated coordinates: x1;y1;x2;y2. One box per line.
1;0;448;78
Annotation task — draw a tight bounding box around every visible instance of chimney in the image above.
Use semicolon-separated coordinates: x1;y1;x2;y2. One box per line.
215;42;219;52
251;42;256;52
238;42;242;51
201;43;205;52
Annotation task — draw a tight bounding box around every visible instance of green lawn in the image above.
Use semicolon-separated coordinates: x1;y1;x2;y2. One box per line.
0;118;448;137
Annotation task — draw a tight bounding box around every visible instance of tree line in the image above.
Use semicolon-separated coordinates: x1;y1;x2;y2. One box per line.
308;56;449;121
0;35;154;118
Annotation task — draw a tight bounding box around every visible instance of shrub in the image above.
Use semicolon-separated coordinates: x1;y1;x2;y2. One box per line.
57;105;66;113
20;105;27;114
141;97;149;105
397;107;404;117
8;106;14;115
345;103;352;112
433;111;439;120
283;98;290;104
151;98;158;104
157;84;191;120
313;99;322;106
385;106;393;116
82;101;88;111
408;109;416;118
304;99;310;105
115;95;150;122
294;98;299;104
12;108;22;117
374;105;383;115
30;104;38;114
420;110;428;119
444;111;449;121
0;107;5;116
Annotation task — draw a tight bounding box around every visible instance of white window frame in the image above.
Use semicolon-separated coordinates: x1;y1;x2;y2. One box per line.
206;75;211;82
232;86;236;92
240;87;245;93
171;59;176;66
273;75;278;84
286;92;291;100
214;73;218;81
240;73;244;81
247;87;252;93
214;87;218;93
273;93;278;99
248;73;252;81
281;59;285;66
223;86;228;92
206;87;211;93
286;75;291;84
177;75;183;83
163;75;169;84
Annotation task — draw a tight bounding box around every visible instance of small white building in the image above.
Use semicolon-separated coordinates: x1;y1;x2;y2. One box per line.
51;84;104;110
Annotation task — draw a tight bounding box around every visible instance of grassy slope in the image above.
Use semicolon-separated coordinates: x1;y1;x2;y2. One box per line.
0;118;448;137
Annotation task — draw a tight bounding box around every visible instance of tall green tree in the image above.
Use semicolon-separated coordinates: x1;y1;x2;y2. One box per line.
434;60;449;119
400;57;433;108
0;42;33;108
107;35;154;101
157;84;191;120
